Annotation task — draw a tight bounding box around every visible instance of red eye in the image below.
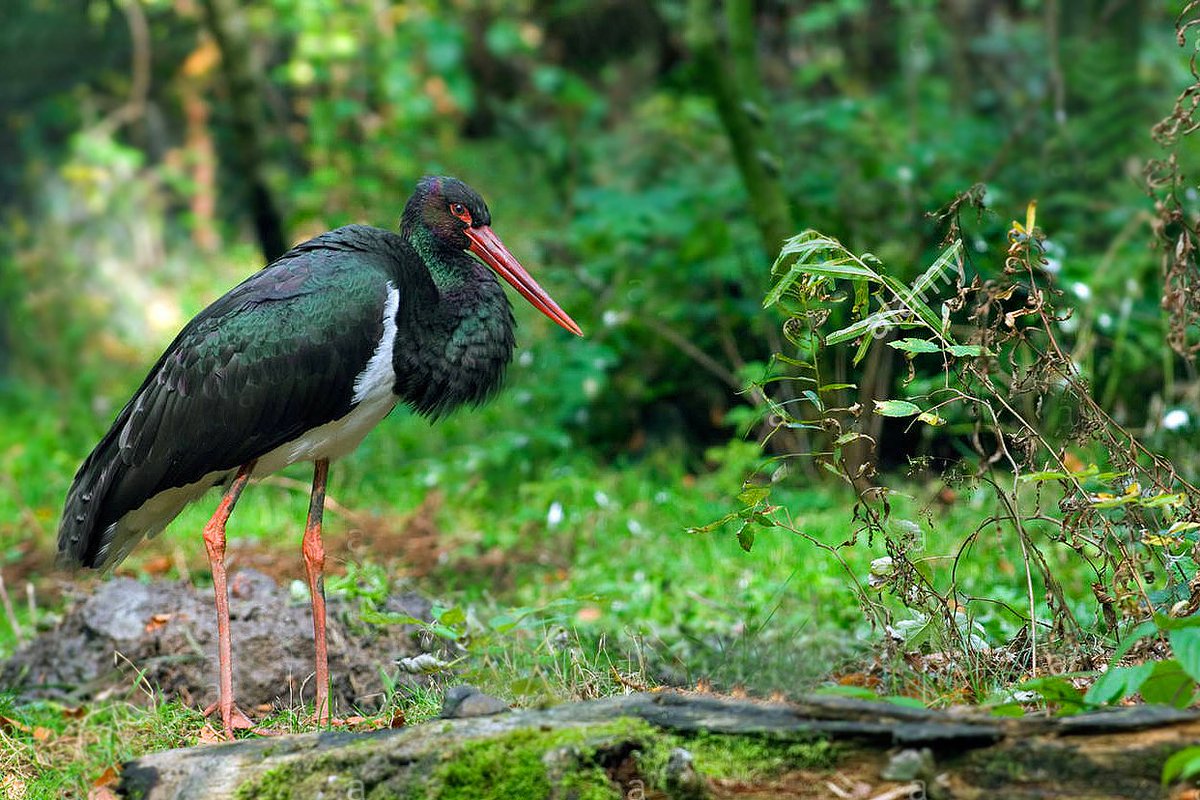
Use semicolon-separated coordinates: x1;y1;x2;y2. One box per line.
450;202;472;224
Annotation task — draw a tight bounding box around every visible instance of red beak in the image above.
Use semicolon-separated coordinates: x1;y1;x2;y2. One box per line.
466;226;583;337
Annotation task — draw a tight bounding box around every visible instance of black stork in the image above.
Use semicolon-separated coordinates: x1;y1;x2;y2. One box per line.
56;176;582;738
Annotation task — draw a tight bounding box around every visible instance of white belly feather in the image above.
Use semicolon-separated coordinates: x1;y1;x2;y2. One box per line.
96;284;401;568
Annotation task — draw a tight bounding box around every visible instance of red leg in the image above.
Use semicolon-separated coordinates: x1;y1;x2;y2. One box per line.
303;458;331;724
201;461;256;739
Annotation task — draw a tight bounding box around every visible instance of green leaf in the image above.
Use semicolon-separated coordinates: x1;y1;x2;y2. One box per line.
815;685;880;700
874;400;921;417
738;486;771;506
881;695;931;709
826;313;887;347
878;273;955;343
687;511;740;534
1162;746;1200;784
1112;620;1161;661
912;240;962;298
1084;663;1155;705
429;623;461;640
946;345;986;357
988;702;1026;718
1139;659;1196;709
1018;676;1087;713
888;338;941;354
736;522;755;552
438;606;466;626
359;609;424;627
766;232;881;307
834;432;869;445
1171;627;1200;682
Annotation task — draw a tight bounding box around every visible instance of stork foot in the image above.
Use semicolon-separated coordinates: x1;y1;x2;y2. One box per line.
202;700;276;739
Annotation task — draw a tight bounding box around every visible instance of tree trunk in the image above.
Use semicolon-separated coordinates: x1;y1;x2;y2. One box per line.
197;0;287;262
685;0;792;257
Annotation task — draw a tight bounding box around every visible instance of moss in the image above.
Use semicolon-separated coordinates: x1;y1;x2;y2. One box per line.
416;719;646;800
231;716;838;800
686;731;836;780
633;726;835;784
233;752;377;800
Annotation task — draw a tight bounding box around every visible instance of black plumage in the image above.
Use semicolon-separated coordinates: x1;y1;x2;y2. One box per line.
54;176;580;736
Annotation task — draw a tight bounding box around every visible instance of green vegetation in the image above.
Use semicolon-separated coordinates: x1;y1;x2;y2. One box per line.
229;717;834;800
3;0;1200;797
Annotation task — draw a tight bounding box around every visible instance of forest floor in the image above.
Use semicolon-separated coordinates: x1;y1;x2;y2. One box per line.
0;390;1121;797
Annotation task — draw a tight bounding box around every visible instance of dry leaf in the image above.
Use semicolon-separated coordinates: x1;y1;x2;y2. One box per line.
575;606;602;623
140;555;172;576
0;714;29;734
198;725;225;744
144;613;173;633
92;765;119;788
87;764;121;799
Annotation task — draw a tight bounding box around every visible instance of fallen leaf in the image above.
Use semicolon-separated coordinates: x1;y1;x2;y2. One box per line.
836;672;882;690
0;773;27;800
144;613;173;633
0;715;29;734
575;606;602;623
140;555;172;576
198;725;224;744
92;765;119;787
32;727;52;742
389;709;406;729
87;764;121;799
59;706;86;719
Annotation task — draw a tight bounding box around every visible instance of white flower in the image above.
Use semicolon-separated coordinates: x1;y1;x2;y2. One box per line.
1163;409;1190;431
547;501;564;527
1071;282;1092;301
593;490;611;508
518;350;534;366
1098;313;1113;330
602;309;626;327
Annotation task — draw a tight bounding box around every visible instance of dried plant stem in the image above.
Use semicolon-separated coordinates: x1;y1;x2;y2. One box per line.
0;571;23;642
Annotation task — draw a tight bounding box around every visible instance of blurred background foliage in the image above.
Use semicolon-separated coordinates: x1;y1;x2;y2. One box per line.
3;0;1196;463
2;0;1200;693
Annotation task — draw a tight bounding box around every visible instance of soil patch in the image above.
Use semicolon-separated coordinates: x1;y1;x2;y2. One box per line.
0;569;440;714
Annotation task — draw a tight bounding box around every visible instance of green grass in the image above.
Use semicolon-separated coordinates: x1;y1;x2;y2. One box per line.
0;373;1117;797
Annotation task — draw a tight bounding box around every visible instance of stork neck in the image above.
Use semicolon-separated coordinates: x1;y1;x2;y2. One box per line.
391;230;516;419
408;226;469;292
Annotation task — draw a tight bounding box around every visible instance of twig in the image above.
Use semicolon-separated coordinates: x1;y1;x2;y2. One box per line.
642;315;742;392
258;476;369;526
25;582;36;632
869;784;926;800
98;0;152;136
0;571;23;642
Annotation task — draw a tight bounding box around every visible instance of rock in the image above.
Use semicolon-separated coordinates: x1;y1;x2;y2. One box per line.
664;747;708;800
441;684;510;718
881;747;935;781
